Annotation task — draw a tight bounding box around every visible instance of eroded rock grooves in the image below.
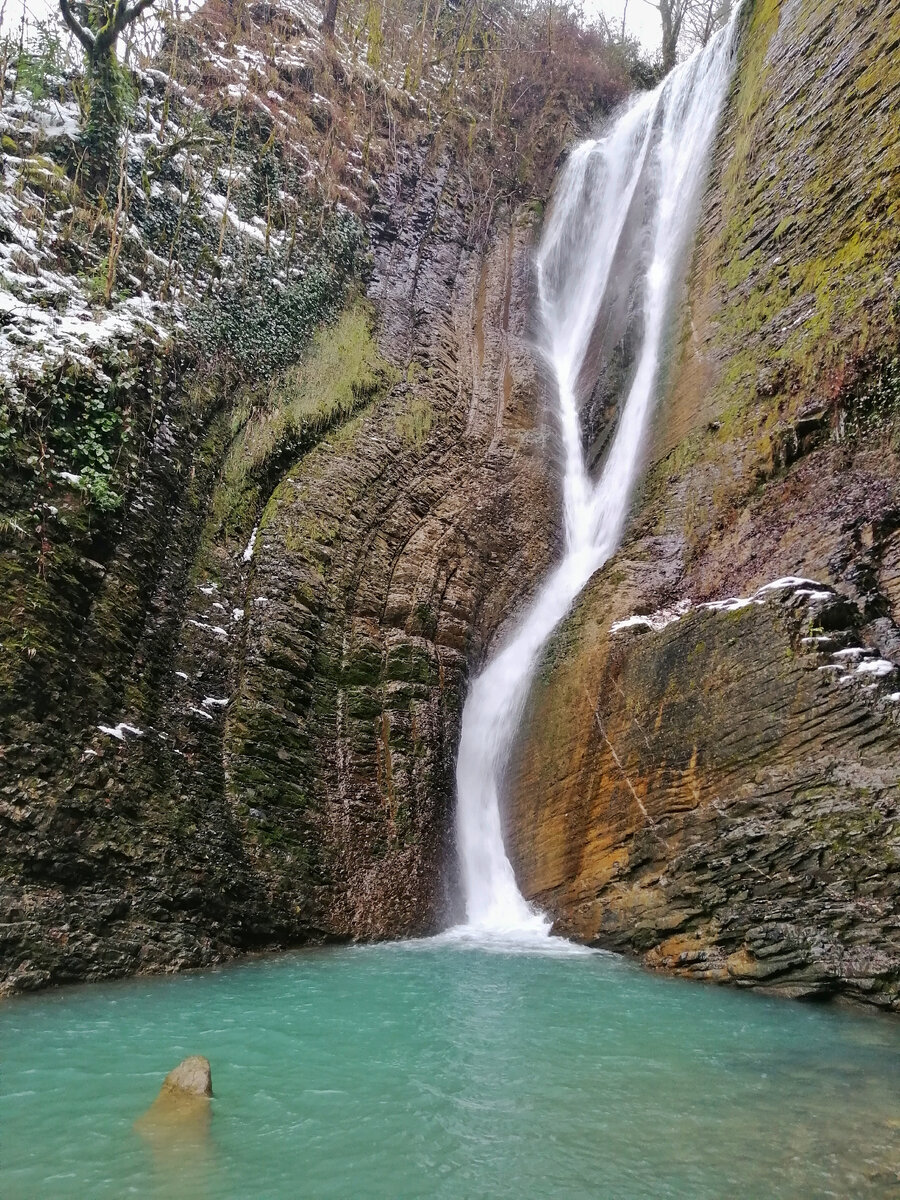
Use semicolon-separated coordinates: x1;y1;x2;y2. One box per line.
0;139;556;992
1;0;899;1010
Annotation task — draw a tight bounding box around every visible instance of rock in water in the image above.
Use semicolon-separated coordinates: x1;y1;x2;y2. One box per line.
134;1056;213;1148
159;1055;213;1098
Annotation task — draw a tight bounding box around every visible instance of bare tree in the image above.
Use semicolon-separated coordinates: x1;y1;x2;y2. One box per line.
58;0;156;159
642;0;730;70
684;0;731;49
641;0;690;72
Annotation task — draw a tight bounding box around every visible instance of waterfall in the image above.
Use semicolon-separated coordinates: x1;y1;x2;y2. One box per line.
452;9;743;939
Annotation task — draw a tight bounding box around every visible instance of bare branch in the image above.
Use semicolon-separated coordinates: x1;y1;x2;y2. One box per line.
120;0;158;31
640;0;725;69
58;0;96;51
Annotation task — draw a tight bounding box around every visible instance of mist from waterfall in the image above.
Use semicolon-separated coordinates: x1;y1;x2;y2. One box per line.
450;7;744;942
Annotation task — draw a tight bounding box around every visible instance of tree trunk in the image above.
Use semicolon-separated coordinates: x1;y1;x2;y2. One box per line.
661;5;677;72
84;45;122;166
320;0;339;37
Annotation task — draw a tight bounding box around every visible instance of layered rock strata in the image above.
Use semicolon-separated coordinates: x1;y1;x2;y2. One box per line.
508;0;900;1008
0;148;556;992
510;580;900;1006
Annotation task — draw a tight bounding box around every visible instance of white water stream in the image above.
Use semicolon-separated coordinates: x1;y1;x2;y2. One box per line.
452;9;744;941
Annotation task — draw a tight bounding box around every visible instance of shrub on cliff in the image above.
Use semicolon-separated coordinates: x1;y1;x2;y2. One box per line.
343;0;636;206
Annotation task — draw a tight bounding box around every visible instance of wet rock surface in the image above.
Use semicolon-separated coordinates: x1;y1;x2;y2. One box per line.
507;0;900;1008
510;581;900;1008
222;153;556;939
157;1055;213;1099
135;1056;213;1153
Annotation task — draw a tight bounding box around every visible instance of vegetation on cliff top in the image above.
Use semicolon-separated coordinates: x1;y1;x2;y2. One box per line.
0;0;644;500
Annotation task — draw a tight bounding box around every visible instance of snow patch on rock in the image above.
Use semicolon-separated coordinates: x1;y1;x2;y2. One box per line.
97;722;143;740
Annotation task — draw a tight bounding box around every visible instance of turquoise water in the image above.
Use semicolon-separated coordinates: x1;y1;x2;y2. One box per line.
2;941;899;1199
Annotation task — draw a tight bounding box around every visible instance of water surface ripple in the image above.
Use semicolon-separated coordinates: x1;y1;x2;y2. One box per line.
3;944;899;1198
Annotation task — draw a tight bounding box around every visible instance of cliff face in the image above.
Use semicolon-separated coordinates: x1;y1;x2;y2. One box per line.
0;145;556;992
2;0;644;994
508;0;900;1008
1;125;566;990
4;0;898;1008
219;154;557;940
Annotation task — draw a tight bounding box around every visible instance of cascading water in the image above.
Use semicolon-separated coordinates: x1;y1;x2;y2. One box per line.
452;8;744;940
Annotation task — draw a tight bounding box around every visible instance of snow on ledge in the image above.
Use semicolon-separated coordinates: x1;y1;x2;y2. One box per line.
610;577;835;638
187;619;229;638
97;722;143;740
855;659;897;678
242;524;259;563
610;600;692;634
608;575;898;693
755;576;823;593
700;596;755;614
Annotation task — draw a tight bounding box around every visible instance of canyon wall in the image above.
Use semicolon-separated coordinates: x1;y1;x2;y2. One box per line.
2;0;636;995
0;144;558;991
508;0;900;1008
4;0;899;1009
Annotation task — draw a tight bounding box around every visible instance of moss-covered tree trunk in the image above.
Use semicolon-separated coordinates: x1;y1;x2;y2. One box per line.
58;0;153;177
84;45;123;165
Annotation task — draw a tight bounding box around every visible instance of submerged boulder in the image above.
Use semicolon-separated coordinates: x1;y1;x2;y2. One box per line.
135;1056;213;1146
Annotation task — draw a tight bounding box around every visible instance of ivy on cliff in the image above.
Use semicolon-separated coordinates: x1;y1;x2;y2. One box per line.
187;209;369;381
840;354;900;446
0;348;166;531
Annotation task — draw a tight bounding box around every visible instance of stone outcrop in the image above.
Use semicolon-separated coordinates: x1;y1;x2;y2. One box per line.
507;0;900;1008
135;1056;213;1152
509;580;900;1006
143;1055;213;1103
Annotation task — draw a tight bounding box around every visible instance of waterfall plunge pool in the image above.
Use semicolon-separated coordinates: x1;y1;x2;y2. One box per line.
3;940;899;1198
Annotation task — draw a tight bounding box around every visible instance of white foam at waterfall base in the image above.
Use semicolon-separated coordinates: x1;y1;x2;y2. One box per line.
449;6;744;946
403;926;599;957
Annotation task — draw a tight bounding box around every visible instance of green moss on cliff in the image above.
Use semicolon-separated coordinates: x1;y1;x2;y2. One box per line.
395;395;435;446
712;0;900;415
207;301;396;548
642;0;900;556
0;346;172;715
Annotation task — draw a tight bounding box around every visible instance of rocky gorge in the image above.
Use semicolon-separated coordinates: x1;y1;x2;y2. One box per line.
0;0;899;1017
0;0;606;991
